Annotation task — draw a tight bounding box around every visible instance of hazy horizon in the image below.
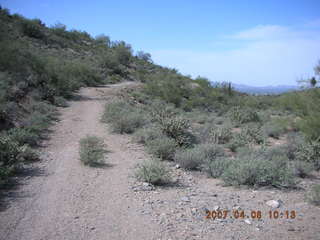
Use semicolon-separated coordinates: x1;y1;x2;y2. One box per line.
2;0;319;87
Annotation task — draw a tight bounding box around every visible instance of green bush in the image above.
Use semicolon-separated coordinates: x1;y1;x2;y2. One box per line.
102;101;146;134
306;184;320;206
112;41;133;66
291;161;314;178
134;159;171;185
112;112;146;134
227;125;265;152
295;140;320;170
8;127;40;146
262;121;287;139
200;124;232;144
0;133;21;167
222;149;295;188
298;113;320;141
22;111;52;136
20;19;45;39
199;143;225;160
133;125;163;144
18;144;39;161
243;124;265;144
151;105;192;146
146;136;176;160
229;106;260;125
227;132;250;152
174;147;204;170
53;96;69;107
79;135;107;166
174;144;224;170
205;157;232;178
143;72;191;107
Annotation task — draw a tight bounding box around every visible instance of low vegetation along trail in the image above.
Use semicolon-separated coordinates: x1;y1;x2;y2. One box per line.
0;82;160;240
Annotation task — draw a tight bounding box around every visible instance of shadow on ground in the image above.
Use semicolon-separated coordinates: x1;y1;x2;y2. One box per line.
0;166;46;212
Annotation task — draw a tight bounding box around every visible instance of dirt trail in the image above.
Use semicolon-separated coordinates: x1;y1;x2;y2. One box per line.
0;82;160;240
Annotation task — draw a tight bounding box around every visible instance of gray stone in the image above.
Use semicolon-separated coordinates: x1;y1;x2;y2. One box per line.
266;200;281;208
244;219;252;225
181;196;190;202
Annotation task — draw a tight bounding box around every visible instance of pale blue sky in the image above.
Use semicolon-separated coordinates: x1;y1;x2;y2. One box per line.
1;0;320;86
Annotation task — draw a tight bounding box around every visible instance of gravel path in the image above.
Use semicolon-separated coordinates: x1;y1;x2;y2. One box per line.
0;82;160;240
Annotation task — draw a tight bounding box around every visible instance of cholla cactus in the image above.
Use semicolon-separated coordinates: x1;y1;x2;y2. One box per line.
208;126;232;144
151;106;191;146
161;116;191;146
229;106;260;125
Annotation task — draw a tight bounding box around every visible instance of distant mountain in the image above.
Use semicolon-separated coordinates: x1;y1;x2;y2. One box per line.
232;83;299;95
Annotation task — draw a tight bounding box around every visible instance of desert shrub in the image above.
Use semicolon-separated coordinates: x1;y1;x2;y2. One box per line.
174;147;204;170
133;125;163;144
49;23;92;43
199;144;227;176
227;125;264;152
107;74;122;83
102;101;146;134
227;132;250;152
0;133;21;167
243;124;265;144
146;136;176;160
18;145;39;161
199;124;232;144
222;149;295;188
205;157;232;178
22;111;52;136
42;57;103;98
295;140;320;170
298;113;320;141
102;100;127;123
53;96;69;107
8;127;40;146
112;41;133;66
0;165;14;184
28;101;58;119
174;144;224;170
229;106;260;126
306;184;320;206
136;51;152;62
20;19;45;39
144;72;192;107
262;121;286;139
112;112;146;134
284;132;306;160
151;105;192;146
291;161;314;178
160;116;192;146
79;135;107;166
276;88;320;141
199;143;225;160
134;159;171;185
95;34;111;47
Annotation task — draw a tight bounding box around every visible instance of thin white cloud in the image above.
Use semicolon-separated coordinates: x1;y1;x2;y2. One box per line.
229;25;291;40
150;22;320;86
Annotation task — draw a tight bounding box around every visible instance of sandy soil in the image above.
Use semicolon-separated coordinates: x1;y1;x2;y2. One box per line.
0;82;319;240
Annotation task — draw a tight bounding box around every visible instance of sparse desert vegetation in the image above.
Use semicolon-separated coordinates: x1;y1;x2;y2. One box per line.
79;135;107;166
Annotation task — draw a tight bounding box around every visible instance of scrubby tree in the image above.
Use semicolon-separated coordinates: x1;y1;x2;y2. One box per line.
136;51;152;62
95;34;111;47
